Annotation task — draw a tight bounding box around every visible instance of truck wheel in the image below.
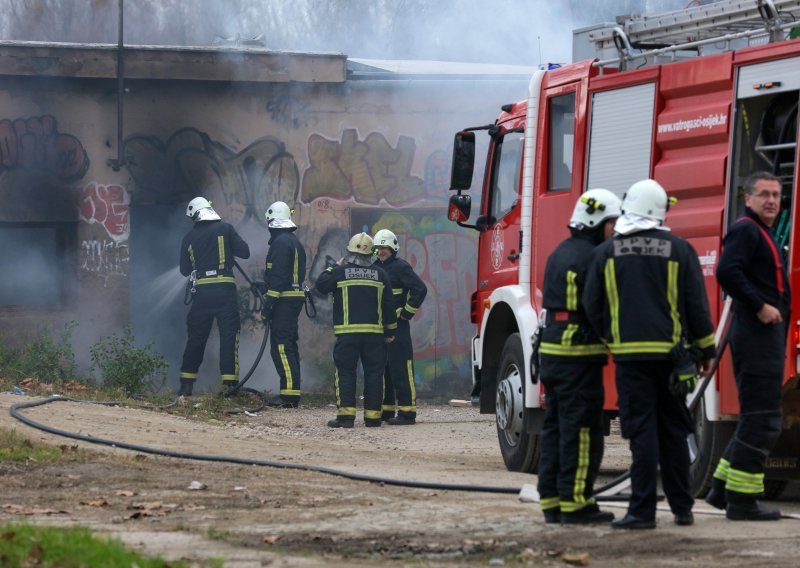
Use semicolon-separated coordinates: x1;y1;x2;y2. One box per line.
688;397;734;497
495;333;540;473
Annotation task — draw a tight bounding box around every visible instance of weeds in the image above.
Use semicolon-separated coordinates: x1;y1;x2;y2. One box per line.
0;428;62;463
0;322;79;385
0;523;183;567
89;326;169;395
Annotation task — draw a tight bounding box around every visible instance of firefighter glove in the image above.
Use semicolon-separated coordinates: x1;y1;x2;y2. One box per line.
261;303;273;322
669;341;699;397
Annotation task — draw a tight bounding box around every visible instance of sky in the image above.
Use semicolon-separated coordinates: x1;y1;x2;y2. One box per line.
0;0;699;65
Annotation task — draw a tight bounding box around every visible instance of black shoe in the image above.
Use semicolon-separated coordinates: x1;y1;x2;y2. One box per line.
674;512;694;526
705;479;727;510
726;501;781;521
266;396;299;408
387;416;416;426
561;504;615;525
221;382;239;396
365;419;382;428
327;419;354;429
176;380;194;397
543;509;561;524
380;411;395;421
611;514;656;530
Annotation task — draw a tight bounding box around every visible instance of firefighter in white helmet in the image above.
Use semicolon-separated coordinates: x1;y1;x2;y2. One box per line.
260;201;306;408
177;197;250;396
371;228;427;425
315;232;397;428
536;188;620;525
583;179;716;529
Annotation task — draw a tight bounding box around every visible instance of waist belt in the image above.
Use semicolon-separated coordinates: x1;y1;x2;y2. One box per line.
545;310;588;326
197;269;233;280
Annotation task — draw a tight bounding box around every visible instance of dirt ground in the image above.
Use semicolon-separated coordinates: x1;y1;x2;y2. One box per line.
2;392;800;567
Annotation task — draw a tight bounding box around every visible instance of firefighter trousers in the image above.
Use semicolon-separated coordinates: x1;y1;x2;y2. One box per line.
616;360;694;521
269;300;303;402
333;334;387;422
180;284;240;385
537;358;605;514
714;310;786;496
381;319;416;419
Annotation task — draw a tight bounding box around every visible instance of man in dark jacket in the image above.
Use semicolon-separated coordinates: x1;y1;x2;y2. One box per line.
584;179;716;529
706;171;791;521
537;189;620;525
372;229;427;425
178;197;250;396
261;201;307;408
316;232;397;428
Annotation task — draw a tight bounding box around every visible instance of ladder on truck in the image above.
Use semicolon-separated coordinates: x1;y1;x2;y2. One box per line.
584;0;800;70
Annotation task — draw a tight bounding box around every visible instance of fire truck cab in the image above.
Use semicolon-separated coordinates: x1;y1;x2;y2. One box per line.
447;0;800;496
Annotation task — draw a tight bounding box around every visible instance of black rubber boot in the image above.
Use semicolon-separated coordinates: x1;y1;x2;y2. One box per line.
387;416;415;426
725;491;781;521
543;508;561;524
327;418;354;429
365;419;382;428
561;503;615;525
266;396;299;408
674;511;694;526
381;411;395;421
704;478;727;510
221;381;239;396
611;514;656;530
177;379;194;397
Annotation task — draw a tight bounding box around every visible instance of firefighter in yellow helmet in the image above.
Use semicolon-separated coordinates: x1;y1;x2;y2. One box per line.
583;179;716;529
315;232;397;427
537;189;620;525
177;197;250;396
372;229;427;425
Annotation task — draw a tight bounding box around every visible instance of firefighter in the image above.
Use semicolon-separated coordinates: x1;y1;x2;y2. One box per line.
583;179;716;529
537;189;621;525
315;232;397;428
372;229;428;425
177;197;250;396
706;171;790;521
261;201;307;408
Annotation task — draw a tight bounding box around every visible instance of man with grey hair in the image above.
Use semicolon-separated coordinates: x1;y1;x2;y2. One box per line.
707;171;790;521
315;232;397;428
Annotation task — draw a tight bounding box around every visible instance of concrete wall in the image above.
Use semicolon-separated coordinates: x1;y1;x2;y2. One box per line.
0;65;528;396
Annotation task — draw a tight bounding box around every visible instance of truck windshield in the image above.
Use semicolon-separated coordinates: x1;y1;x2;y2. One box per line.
488;132;524;221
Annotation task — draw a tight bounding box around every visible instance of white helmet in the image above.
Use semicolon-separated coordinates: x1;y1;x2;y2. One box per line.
265;201;296;229
186;197;220;221
347;232;374;254
622;179;671;222
569;188;622;230
373;229;399;252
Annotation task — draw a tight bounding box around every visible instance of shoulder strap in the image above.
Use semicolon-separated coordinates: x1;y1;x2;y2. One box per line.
736;217;784;294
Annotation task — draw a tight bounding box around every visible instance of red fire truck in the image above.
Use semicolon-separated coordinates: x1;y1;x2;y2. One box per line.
447;0;800;497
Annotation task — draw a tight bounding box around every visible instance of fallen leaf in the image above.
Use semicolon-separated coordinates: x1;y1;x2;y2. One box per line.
263;534;282;543
115;490;136;497
80;498;109;507
129;501;162;511
562;551;590;566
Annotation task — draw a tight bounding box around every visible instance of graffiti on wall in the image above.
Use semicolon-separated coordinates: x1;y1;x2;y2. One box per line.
124;128;299;225
80;238;129;279
0;115;89;182
80;182;130;242
301;129;427;206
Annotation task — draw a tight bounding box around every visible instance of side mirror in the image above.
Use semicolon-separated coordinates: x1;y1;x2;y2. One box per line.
447;194;471;223
450;131;475;190
475;215;494;231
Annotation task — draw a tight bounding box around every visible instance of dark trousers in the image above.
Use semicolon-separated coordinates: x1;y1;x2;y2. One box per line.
180;284;240;383
537;358;605;513
616;360;694;520
381;319;416;419
716;310;786;494
333;334;387;422
269;300;303;401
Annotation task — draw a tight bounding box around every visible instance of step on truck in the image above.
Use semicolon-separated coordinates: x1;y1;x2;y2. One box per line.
446;0;800;497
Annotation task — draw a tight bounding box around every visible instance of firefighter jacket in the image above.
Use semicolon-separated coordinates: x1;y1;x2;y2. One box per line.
315;262;398;337
716;207;791;317
583;228;716;361
262;228;307;310
372;254;427;320
540;229;607;361
180;219;250;284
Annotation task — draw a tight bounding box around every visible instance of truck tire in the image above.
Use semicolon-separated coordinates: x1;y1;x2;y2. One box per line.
763;479;788;500
688;397;734;497
495;333;540;473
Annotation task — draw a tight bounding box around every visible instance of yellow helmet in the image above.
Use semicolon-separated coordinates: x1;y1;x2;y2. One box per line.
347;232;374;254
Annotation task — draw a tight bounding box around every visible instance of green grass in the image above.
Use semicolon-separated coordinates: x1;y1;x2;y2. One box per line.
0;523;184;567
0;429;62;463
